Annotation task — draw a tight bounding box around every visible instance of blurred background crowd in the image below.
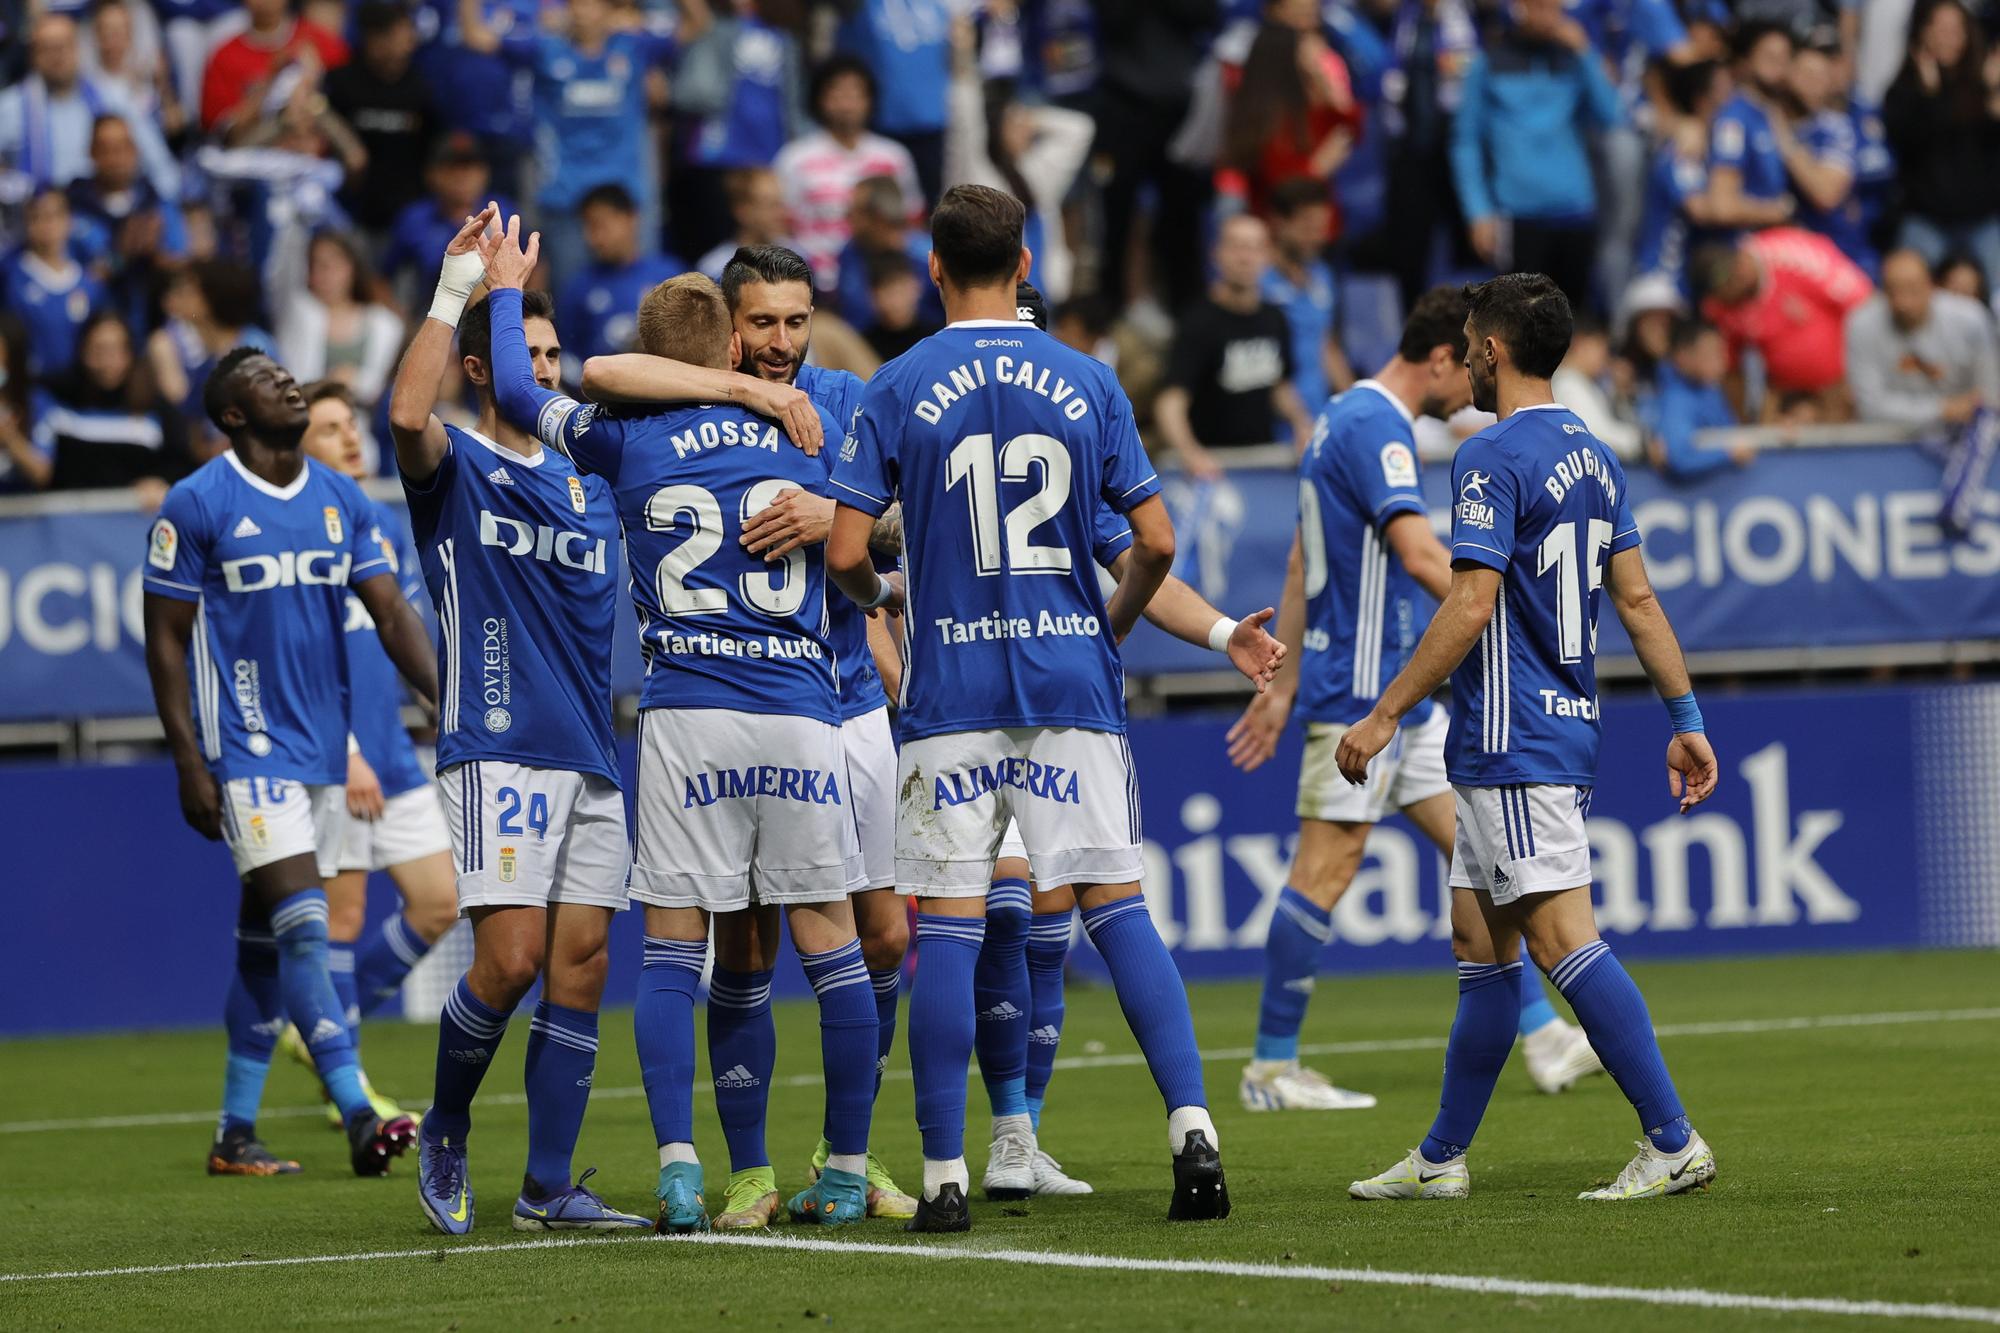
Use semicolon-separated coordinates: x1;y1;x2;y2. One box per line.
2;0;1998;507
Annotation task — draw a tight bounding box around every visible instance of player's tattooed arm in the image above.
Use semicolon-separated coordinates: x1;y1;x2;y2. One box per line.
389;204;498;484
868;503;904;557
1227;534;1307;772
580;356;823;453
1336;565;1500;786
1606;546;1719;812
1104;494;1174;642
354;573;440;714
828;504;904;616
142;593;222;840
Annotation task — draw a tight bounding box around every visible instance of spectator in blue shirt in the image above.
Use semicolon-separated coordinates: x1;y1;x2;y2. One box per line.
556;183;685;379
455;0;675;291
1782;36;1875;276
380;133;512;291
1260;176;1353;425
832;174;943;333
2;188;106;379
1706;22;1799;232
66;113;187;330
1651;317;1754;481
1449;0;1622;312
668;0;802;263
1631;58;1737;305
838;0;953;206
417;0;536;199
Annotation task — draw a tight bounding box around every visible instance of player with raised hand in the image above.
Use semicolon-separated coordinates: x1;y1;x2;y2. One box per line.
1225;287;1603;1113
142;348;436;1179
389;205;646;1235
1341;274;1720;1203
480;222;883;1236
827;184;1229;1231
973;283;1284;1202
580;244;920;1222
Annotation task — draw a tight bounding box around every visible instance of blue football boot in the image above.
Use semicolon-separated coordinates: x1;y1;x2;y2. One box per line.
513;1167;650;1231
417;1125;474;1235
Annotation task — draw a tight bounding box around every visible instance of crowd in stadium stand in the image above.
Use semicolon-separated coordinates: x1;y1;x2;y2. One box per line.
2;0;1999;506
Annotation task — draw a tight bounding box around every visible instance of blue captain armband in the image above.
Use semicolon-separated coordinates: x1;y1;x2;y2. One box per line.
1664;692;1704;734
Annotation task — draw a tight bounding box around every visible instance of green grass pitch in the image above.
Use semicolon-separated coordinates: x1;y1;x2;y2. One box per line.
4;950;1997;1331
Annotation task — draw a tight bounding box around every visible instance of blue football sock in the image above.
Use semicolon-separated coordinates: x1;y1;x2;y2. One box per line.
1551;941;1691;1153
1080;895;1206;1113
219;931;282;1136
1516;963;1560;1037
328;941;359;1047
355;914;432;1018
799;940;877;1157
974;879;1032;1119
428;976;511;1142
868;966;901;1097
271;889;369;1120
1024;912;1071;1132
1254;887;1331;1062
705;962;775;1171
1421;961;1524;1162
522;1000;599;1194
909;914;985;1162
638;936;707;1151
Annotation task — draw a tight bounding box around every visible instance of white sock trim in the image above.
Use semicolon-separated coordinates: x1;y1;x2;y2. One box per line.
922;1156;969;1200
659;1142;699;1168
826;1152;867;1177
1168;1105;1217;1154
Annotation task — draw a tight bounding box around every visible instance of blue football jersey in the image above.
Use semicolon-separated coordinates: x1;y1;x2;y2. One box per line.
401;423;621;784
1446;405;1642;787
1296;381;1435;729
143;452;393;784
831;321;1160;740
343;498;431;798
796;364;885;719
537;397;842;723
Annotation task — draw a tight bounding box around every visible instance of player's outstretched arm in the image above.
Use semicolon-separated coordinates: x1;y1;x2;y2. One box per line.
388;203;497;485
1606;545;1719;812
1381;511;1453;602
354;573;439;714
1335;563;1498;785
1227;533;1308;771
1107;550;1284;691
1104;494;1174;641
142;593;221;840
828;503;903;615
581;355;822;453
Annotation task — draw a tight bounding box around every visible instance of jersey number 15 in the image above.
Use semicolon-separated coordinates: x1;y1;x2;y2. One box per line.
1537;519;1613;663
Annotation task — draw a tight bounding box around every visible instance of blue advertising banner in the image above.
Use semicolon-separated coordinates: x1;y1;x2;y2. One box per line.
4;681;1994;1035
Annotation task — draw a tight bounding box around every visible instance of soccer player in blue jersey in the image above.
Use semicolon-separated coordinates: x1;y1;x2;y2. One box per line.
281;382;459;1127
827;184;1229;1230
388;206;647;1234
1225;287;1603;1113
1341;273;1720;1202
142;348;436;1179
480;233;885;1235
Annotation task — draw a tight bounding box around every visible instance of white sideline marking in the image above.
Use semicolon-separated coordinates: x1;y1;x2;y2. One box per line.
3;1006;1997;1137
3;1230;1998;1326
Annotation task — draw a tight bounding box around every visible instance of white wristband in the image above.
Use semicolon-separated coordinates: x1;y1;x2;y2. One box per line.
856;575;895;611
1207;616;1238;654
427;249;487;327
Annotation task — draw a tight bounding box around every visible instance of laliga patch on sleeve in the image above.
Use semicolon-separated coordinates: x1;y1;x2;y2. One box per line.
1714;119;1743;160
148;517;179;570
1380;441;1418;488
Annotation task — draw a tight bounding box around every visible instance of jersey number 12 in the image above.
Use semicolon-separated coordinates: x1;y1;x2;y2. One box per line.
946;432;1073;575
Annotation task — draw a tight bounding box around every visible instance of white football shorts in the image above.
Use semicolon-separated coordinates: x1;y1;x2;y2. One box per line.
996;819;1028;867
1297;706;1451;824
438;760;630;914
631;707;865;911
1447;782;1594;906
219;778;347;880
896;726;1143;896
338;783;453;873
842;705;897;892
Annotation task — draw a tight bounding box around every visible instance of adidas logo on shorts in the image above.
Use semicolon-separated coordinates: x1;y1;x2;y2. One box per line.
1493;865;1511;887
978;1000;1024;1022
232;516;263;538
715;1063;761;1088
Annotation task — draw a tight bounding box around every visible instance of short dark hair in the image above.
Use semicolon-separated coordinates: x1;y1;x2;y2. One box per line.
1463;273;1571;379
1668;315;1719;354
1268;176;1329;219
578;182;637;216
931;184;1024;291
458;288;557;372
809;55;875;124
1662;58;1723;115
719;244;815;310
867;250;916;291
850;174;906;223
356;1;411;36
1733;19;1794;59
1398;285;1471;363
304;379;357;410
203;345;271;432
187;259;265;333
1690;243;1742;302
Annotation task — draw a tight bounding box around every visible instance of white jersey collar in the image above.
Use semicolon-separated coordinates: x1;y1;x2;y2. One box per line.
945;318;1032;330
225;448;312;501
461;424;545;468
1351;378;1415;428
